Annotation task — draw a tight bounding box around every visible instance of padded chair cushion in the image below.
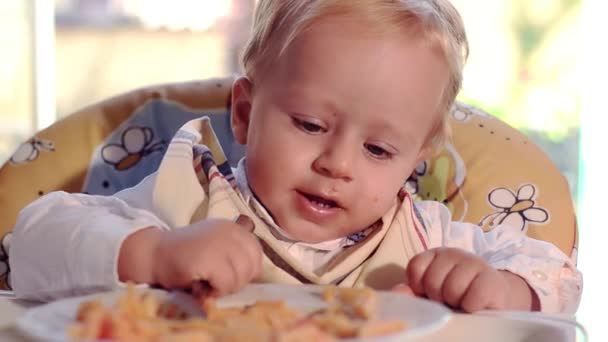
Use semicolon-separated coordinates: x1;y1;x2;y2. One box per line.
0;78;577;290
410;103;577;259
0;78;233;233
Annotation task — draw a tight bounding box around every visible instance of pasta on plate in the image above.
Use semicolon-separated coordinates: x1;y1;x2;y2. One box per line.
69;284;406;342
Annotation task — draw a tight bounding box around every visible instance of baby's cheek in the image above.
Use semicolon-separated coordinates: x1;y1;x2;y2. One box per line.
359;180;396;215
364;194;393;219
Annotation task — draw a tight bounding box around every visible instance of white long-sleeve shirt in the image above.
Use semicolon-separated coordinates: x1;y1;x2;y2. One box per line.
8;168;582;314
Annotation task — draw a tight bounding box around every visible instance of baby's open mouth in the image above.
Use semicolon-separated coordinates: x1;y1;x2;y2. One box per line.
298;191;341;210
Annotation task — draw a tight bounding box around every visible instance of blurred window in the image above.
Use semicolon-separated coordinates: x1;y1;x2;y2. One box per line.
0;0;255;163
453;0;581;199
0;2;35;163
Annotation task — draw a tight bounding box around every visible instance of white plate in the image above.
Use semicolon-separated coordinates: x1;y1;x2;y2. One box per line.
473;311;588;342
16;284;452;342
409;312;587;342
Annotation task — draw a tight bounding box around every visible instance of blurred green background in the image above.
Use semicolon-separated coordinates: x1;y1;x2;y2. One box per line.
0;0;581;200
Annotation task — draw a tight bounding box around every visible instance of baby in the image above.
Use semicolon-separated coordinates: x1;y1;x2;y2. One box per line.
9;0;581;314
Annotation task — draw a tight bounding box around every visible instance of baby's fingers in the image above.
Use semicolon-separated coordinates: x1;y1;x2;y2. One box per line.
405;250;437;297
460;271;506;312
228;241;261;291
245;239;263;282
421;251;462;303
193;245;253;297
205;256;238;297
441;263;479;309
233;215;263;283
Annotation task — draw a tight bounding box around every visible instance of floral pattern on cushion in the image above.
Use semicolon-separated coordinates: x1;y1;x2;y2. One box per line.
0;81;577;291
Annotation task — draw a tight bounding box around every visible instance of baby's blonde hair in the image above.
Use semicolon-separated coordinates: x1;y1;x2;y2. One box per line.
241;0;469;150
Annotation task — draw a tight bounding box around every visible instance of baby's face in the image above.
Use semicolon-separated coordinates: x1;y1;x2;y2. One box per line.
232;18;449;243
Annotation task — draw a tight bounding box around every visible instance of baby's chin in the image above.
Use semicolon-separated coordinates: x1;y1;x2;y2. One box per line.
280;220;354;244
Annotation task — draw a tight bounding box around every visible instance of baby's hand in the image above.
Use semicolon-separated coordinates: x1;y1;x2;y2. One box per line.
118;215;263;297
396;247;538;312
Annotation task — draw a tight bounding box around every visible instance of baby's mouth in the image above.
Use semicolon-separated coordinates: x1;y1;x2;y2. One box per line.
298;191;341;210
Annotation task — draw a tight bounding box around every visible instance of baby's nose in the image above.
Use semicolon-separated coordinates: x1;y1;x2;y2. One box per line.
313;142;355;181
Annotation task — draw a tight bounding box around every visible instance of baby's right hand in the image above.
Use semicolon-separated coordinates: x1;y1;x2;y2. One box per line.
118;215;263;296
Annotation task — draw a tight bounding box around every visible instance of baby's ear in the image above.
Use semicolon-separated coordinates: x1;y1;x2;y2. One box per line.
230;77;253;145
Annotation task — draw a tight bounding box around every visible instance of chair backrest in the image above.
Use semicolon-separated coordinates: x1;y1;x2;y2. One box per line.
0;77;578;289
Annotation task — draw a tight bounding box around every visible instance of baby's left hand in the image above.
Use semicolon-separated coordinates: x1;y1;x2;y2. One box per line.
395;247;539;312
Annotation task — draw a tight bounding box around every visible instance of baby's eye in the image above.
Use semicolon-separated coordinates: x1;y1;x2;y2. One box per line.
364;143;392;159
292;117;326;134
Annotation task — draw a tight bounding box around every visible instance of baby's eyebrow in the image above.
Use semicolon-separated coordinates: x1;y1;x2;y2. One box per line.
368;121;410;144
279;85;339;112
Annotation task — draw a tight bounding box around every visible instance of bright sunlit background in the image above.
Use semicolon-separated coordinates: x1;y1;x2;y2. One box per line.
0;0;604;339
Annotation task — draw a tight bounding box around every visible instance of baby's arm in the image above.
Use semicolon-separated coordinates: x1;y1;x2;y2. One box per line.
9;175;169;301
405;201;582;314
9;170;263;302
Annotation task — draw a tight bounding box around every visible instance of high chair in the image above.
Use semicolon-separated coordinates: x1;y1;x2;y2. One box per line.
0;77;578;290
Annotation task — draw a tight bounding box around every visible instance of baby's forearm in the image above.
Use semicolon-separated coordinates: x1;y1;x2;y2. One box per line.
117;226;163;285
499;270;540;311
